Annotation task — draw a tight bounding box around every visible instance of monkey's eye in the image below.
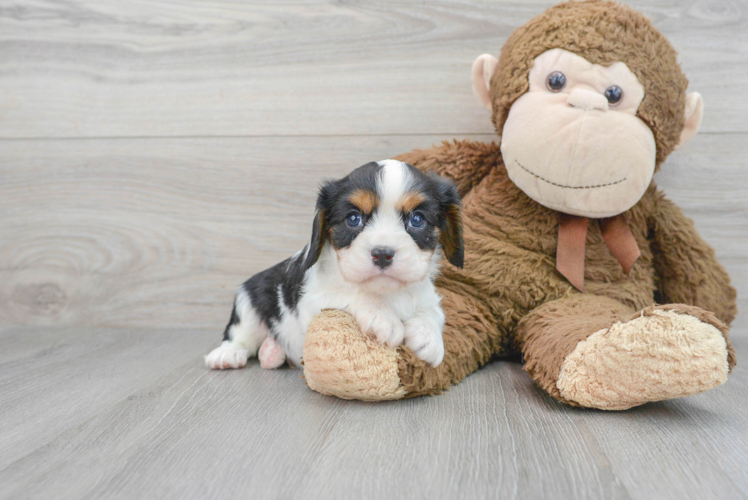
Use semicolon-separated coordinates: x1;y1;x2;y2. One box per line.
546;71;566;92
346;212;363;227
605;85;623;106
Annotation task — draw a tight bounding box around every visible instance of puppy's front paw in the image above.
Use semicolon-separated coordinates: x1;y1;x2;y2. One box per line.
354;308;405;347
404;316;444;367
205;341;249;370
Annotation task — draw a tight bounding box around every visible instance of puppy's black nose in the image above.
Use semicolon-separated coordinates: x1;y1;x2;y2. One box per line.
371;247;395;269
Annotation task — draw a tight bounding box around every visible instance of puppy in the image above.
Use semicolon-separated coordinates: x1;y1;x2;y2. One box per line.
205;159;463;371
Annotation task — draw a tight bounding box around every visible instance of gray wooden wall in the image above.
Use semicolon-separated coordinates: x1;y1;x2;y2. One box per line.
1;0;746;332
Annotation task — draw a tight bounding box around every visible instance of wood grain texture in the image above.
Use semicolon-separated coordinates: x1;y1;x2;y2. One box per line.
0;325;746;500
1;133;745;331
1;0;748;138
0;326;219;470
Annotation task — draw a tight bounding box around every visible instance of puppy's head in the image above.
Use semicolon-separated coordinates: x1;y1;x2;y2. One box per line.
304;160;463;293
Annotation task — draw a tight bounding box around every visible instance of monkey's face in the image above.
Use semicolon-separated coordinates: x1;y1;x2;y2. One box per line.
500;48;656;218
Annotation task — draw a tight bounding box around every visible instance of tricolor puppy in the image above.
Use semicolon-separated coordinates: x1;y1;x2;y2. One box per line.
205;159;463;371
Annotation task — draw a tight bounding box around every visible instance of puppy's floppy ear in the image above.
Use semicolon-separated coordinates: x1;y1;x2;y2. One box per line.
432;174;464;268
302;209;327;270
302;180;336;270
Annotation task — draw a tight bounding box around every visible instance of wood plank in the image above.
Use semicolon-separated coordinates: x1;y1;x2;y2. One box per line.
0;326;746;499
1;0;747;138
0;326;220;470
1;133;745;330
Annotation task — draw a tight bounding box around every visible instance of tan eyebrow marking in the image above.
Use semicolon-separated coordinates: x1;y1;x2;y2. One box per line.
349;189;378;214
397;191;426;214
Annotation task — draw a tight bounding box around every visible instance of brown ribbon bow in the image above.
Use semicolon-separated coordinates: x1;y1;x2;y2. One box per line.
556;213;641;291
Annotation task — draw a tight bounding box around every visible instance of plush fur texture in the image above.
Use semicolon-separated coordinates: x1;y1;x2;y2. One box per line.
303;309;406;401
301;1;737;409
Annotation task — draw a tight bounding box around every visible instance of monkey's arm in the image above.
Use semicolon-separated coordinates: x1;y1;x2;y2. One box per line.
394;140;500;198
650;190;737;325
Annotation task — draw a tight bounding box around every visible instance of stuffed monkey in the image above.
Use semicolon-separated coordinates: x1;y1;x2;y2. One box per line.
301;0;737;410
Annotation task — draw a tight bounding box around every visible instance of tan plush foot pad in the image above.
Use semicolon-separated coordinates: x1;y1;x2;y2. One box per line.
557;308;730;410
303;309;406;401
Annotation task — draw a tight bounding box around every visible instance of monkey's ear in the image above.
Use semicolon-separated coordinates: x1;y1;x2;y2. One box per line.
676;92;703;150
434;176;464;268
471;54;498;111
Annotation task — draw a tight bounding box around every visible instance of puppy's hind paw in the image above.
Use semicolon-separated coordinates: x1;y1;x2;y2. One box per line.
205;341;249;370
259;336;287;369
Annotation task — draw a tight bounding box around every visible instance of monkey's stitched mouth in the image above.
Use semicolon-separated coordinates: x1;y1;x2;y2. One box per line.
515;160;626;190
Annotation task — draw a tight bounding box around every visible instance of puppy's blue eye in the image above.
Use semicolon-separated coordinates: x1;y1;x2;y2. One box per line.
346;213;362;227
409;212;425;228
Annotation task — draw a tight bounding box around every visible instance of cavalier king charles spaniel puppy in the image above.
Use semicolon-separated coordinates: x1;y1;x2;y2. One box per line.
205;159;463;371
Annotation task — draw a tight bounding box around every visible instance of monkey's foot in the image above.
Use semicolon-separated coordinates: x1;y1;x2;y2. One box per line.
557;305;733;410
303;309;406;401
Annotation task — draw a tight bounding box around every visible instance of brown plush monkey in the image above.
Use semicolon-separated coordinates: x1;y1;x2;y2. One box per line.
301;0;737;410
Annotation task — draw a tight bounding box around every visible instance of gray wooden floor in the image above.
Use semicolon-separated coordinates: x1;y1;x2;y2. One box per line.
2;1;748;499
1;326;747;499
